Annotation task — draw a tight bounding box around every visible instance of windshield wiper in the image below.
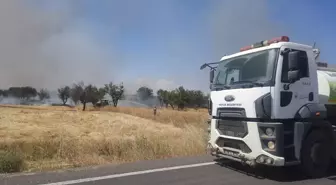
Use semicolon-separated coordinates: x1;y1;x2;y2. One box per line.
212;84;231;90
231;80;265;87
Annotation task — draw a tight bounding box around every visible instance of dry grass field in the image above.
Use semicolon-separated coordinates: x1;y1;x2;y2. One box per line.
0;105;208;172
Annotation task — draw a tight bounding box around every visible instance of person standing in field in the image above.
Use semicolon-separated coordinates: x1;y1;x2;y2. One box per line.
153;106;157;116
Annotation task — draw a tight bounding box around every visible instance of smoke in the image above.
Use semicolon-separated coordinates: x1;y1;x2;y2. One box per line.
0;0;114;90
0;0;288;106
207;0;287;58
122;78;178;96
175;0;288;92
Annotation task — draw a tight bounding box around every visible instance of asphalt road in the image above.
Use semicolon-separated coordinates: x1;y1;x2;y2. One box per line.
1;155;336;185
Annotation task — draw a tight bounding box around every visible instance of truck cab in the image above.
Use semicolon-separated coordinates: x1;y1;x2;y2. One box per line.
202;36;336;178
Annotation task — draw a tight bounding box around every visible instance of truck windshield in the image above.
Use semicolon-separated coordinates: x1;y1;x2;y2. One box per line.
214;48;279;89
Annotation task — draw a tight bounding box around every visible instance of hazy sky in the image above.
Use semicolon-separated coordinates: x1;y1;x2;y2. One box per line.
0;0;334;94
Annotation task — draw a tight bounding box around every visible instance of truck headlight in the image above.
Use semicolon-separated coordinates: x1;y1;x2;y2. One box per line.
267;141;275;150
258;123;283;157
265;128;274;136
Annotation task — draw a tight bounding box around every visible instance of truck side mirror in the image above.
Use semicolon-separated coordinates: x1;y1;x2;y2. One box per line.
287;51;301;83
210;70;214;83
288;71;300;83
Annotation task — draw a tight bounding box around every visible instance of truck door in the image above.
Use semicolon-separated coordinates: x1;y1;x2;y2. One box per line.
273;47;315;119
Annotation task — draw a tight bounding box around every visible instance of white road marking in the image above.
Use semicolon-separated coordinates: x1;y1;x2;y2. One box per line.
38;162;216;185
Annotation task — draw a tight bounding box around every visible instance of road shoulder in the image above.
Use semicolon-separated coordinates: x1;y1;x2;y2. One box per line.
0;155;214;185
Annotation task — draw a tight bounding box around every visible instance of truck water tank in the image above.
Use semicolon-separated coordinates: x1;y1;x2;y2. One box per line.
317;70;336;104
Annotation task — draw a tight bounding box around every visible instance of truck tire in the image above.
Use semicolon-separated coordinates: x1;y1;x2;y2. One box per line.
300;129;331;178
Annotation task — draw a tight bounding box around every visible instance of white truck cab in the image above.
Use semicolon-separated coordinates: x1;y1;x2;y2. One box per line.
201;36;336;178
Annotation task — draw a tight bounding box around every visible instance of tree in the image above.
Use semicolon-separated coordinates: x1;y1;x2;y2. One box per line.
8;87;19;98
104;82;124;107
22;87;37;100
157;89;164;107
37;88;50;101
167;90;177;109
0;89;6;101
157;89;170;108
70;82;84;105
174;86;190;110
8;86;37;100
98;87;106;102
79;91;87;111
86;84;100;105
187;90;206;109
136;86;153;101
158;86;206;110
80;84;101;111
0;89;8;97
58;86;71;105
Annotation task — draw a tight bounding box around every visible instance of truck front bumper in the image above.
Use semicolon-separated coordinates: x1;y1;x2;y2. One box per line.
208;120;286;167
207;142;285;167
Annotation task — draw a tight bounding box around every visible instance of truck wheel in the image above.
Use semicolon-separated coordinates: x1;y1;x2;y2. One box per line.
300;130;331;178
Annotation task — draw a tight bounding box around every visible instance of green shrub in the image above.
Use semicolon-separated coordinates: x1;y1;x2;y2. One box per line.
0;150;25;173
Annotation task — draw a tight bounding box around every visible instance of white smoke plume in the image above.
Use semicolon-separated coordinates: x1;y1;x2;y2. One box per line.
0;0;115;90
0;0;288;95
207;0;288;59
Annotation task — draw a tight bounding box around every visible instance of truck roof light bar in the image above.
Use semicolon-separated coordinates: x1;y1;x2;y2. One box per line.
240;36;290;52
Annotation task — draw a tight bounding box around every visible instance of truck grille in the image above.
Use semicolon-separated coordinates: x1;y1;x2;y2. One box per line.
216;108;248;138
